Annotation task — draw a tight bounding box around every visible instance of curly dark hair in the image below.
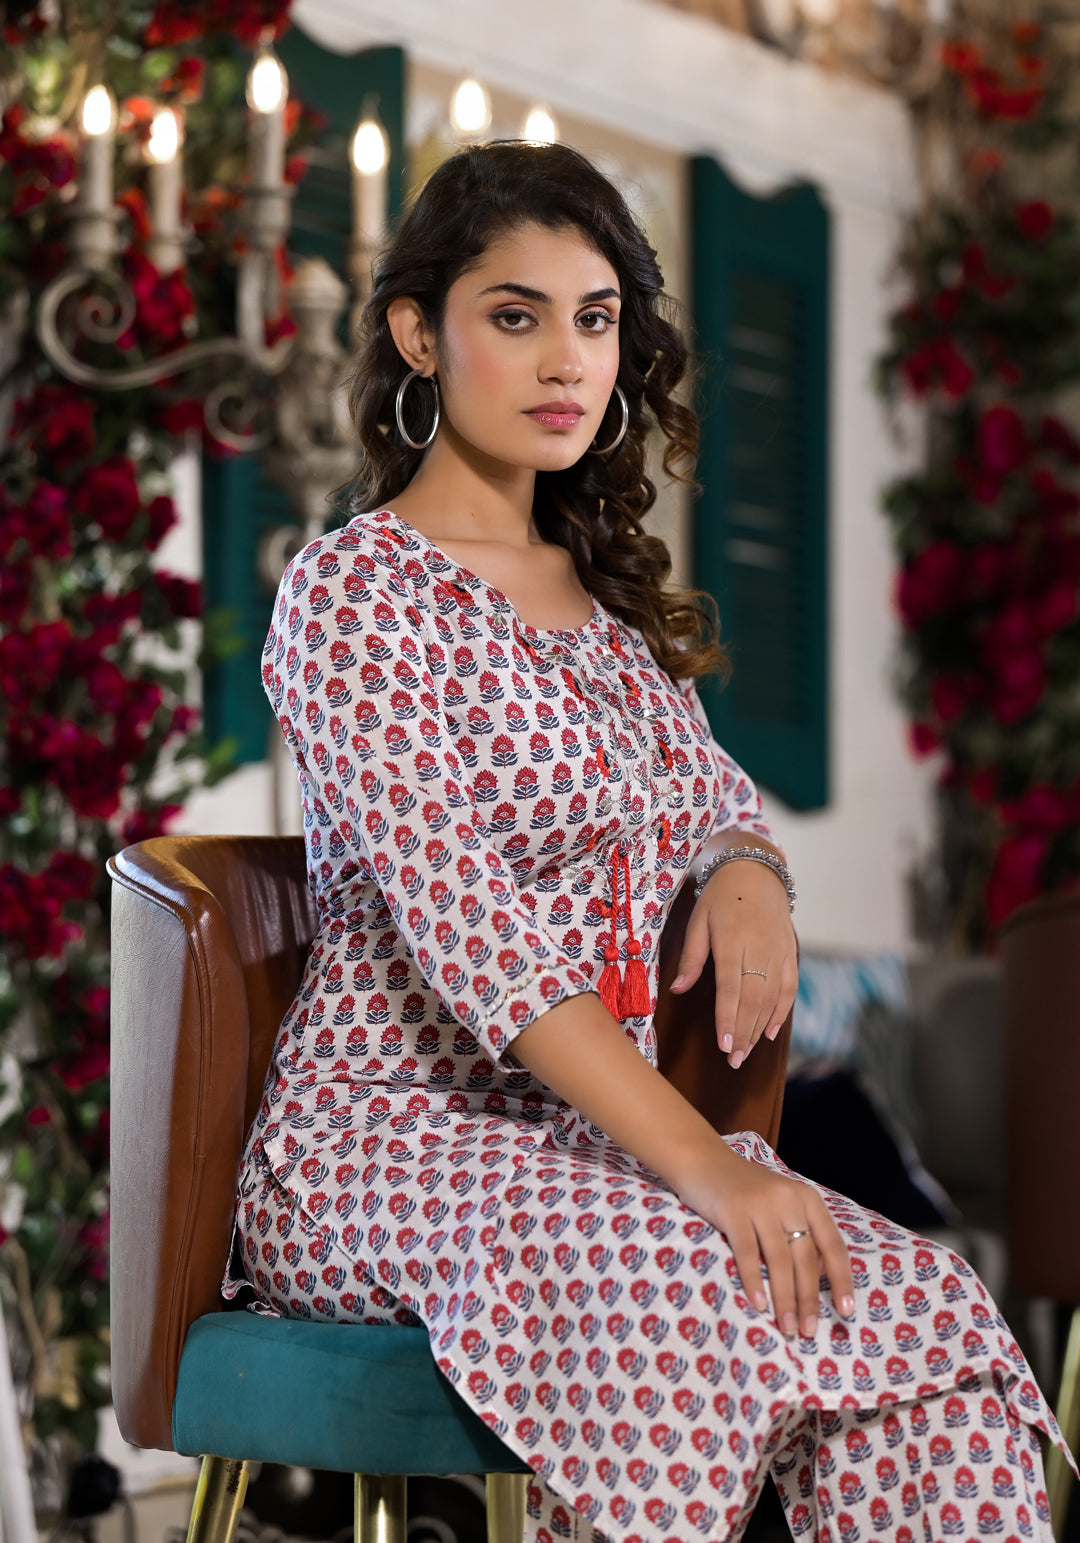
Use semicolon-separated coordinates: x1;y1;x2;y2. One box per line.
344;139;730;687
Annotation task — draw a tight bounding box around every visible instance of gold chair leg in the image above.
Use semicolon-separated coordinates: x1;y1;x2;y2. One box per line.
486;1472;528;1543
354;1475;407;1543
1049;1305;1080;1541
184;1457;251;1543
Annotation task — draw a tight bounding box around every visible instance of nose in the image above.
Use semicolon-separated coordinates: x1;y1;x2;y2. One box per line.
539;319;584;385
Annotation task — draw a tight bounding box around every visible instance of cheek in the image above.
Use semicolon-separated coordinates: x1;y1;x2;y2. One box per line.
442;327;518;402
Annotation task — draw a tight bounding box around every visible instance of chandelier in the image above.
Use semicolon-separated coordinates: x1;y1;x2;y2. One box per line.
34;39;389;465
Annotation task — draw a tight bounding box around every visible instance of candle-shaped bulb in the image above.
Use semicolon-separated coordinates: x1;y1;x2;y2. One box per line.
82;84;116;137
247;49;288;114
450;77;492;135
351;118;388;177
147;105;181;164
523;106;558;145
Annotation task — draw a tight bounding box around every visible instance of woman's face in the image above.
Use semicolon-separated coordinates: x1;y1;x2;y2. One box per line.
432;221;622;471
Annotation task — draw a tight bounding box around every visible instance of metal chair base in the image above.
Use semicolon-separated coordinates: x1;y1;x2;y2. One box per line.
185;1460;528;1543
1049;1304;1080;1541
185;1457;251;1543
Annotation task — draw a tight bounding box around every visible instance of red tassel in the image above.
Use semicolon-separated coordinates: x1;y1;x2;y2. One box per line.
598;942;624;1018
619;938;650;1017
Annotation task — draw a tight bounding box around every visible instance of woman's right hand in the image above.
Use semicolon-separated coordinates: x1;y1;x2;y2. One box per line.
675;1152;855;1342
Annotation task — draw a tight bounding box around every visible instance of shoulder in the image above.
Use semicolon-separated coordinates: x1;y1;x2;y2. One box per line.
272;513;421;624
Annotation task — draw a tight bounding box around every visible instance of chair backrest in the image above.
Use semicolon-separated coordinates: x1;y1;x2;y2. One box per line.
108;835;791;1450
999;890;1080;1300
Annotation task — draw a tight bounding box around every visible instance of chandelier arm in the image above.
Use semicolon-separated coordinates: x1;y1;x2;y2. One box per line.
203;379;275;454
35;267;296;392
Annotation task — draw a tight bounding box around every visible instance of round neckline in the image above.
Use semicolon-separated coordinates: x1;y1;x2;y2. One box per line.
365;507;604;642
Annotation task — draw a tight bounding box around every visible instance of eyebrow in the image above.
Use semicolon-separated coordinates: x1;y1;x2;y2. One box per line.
477;281;621;305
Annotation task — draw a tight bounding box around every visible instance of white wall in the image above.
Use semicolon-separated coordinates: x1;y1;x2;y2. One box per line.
187;0;936;952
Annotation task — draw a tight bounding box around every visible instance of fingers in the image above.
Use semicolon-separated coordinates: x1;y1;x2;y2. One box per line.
808;1191;855;1317
753;1197;854;1341
668;914;712;997
670;917;799;1070
716;952;797;1068
727;1222;769;1316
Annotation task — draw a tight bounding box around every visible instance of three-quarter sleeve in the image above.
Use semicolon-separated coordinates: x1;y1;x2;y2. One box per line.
262;535;596;1060
677;674;787;862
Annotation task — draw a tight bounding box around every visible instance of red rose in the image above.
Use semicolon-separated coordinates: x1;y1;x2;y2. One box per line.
162;55;205;102
121;803;182;844
119;249;195;350
26;1105;51;1127
1031;579;1077;639
908;721;942;758
153;570;203;618
941;40;981;73
0;786;21;817
145;494;179;551
24;483;72;560
969;767;998;804
1039;415;1080;465
0;620;72;711
977;405;1027;478
985;831;1049;932
57;1043;109;1092
0;861;82;960
52;732;126;820
116;186;153;246
12;383;95;468
931;672;977;724
895;541;966;627
0;560;31;623
169;703;200;739
988;650;1046;726
81;588;143;645
156;397;203;437
1015;200;1054;242
143;3;205;47
998;784;1071;831
73;455;141;541
44;850;96;902
84;656;130;715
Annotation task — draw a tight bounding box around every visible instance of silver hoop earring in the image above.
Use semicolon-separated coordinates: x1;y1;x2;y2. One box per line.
589;384;629;455
395;368;440;451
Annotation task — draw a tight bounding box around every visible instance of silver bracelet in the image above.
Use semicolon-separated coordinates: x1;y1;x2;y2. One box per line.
693;843;797;913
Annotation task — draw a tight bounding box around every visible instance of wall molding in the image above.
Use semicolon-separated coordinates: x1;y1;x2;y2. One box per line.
293;0;917;210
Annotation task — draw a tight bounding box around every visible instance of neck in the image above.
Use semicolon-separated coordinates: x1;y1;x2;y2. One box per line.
396;416;539;547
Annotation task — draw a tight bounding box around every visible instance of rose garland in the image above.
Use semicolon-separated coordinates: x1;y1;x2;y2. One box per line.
0;0;306;1469
878;10;1080;949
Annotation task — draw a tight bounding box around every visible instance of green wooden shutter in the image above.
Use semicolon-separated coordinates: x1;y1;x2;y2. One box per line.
689;154;830;812
202;35;405;765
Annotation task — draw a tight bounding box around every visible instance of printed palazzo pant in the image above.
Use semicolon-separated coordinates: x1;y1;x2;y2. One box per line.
549;1372;1053;1543
227;1138;1064;1543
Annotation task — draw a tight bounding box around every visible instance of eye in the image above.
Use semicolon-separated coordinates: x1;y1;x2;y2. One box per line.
578;309;618;333
493;308;535;331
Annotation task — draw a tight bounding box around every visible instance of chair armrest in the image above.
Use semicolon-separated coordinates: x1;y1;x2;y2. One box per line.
654;877;793;1146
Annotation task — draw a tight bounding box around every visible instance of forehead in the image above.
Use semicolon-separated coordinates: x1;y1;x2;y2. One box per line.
460;222;619;295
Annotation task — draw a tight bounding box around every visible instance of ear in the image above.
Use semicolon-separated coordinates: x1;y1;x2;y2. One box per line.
386;295;438;377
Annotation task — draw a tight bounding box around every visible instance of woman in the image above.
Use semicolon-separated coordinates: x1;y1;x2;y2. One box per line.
225;141;1072;1543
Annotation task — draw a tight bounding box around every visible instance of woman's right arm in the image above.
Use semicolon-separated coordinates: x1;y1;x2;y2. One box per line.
511;990;855;1343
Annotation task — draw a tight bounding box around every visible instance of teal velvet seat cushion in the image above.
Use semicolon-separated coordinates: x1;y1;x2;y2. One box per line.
172;1312;532;1475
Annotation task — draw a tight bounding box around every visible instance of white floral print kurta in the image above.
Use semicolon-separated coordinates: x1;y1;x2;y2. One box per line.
226;507;1070;1543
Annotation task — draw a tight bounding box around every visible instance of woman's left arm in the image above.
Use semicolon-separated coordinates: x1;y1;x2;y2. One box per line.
666;676;797;1068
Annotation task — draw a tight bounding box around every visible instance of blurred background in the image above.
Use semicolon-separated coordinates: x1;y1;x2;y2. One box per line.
1;0;1079;1539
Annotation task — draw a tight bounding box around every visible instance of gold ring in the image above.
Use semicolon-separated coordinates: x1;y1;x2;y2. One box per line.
784;1229;811;1243
741;968;767;978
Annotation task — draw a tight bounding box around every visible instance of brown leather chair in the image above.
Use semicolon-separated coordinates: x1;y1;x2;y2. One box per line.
1000;893;1080;1537
108;835;791;1543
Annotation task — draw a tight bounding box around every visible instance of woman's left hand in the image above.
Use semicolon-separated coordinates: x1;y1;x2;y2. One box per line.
668;858;798;1069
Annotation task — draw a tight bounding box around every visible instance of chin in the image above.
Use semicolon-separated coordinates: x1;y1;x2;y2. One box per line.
527;438;592;474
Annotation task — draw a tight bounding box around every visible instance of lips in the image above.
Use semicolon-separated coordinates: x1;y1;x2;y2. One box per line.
525;401;585;430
